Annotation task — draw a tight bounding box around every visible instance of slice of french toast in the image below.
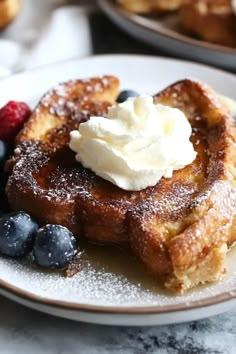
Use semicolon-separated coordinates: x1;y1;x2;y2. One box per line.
180;0;236;47
6;76;236;293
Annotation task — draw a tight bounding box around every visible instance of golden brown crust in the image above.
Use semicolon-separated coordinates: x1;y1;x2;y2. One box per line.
180;0;236;47
0;0;21;30
129;80;236;292
6;76;236;293
8;75;121;237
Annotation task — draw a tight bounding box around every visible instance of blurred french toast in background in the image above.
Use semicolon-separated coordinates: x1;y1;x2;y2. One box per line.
118;0;236;47
117;0;186;14
180;0;236;47
0;0;21;30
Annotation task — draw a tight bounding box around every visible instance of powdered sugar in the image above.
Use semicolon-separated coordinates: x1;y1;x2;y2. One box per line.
0;243;236;307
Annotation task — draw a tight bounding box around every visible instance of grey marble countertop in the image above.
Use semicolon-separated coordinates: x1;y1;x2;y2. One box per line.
0;295;235;354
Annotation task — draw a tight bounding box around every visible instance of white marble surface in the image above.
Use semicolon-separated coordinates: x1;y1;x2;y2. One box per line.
0;295;236;354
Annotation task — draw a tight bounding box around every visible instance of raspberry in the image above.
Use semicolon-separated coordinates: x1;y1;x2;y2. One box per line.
0;101;31;141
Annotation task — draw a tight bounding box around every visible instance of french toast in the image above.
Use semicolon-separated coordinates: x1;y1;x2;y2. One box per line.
0;0;21;30
180;0;236;47
117;0;185;14
6;76;236;293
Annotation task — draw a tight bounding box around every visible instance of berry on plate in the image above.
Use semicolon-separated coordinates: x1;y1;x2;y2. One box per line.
0;101;31;141
117;90;139;103
0;212;38;257
33;224;77;269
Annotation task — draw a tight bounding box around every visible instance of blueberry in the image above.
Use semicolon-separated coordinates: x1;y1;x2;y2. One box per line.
0;140;7;169
33;224;77;269
0;212;38;257
117;90;139;103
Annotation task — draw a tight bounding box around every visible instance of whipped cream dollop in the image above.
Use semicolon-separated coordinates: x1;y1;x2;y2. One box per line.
69;95;197;191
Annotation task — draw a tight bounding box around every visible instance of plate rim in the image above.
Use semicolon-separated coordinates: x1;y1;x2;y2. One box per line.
1;277;236;314
99;0;236;55
1;53;236;87
1;53;236;316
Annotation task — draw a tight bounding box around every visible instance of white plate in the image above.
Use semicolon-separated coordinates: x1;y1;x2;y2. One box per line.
99;0;236;71
0;54;236;326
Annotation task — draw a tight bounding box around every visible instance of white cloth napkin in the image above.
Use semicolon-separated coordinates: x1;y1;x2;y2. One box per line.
0;1;93;78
